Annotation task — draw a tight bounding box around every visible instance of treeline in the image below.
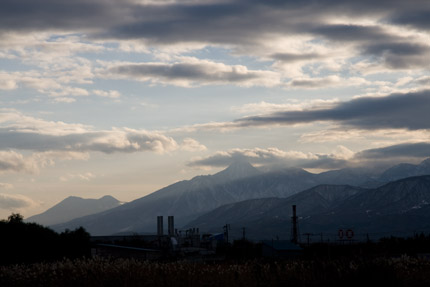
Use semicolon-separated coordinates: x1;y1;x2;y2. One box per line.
0;213;90;265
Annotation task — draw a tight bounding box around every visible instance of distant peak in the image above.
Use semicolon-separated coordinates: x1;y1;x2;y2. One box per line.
98;195;120;203
225;161;259;173
63;196;83;202
227;160;255;169
213;161;260;182
99;195;115;200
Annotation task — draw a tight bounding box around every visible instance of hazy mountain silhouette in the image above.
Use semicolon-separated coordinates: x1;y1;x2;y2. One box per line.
187;175;430;240
185;184;364;239
26;195;121;226
379;158;430;182
52;162;323;235
51;159;430;236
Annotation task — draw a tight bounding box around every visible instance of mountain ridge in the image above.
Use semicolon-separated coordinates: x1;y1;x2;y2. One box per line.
26;195;121;227
187;175;430;240
51;158;430;236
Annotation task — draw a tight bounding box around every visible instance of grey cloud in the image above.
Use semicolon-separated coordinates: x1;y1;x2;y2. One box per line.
0;129;177;154
311;25;391;42
313;24;430;69
234;90;430;131
356;142;430;160
363;42;430;69
0;151;35;173
416;77;430;86
1;0;143;33
389;10;430;30
0;1;424;44
0;0;428;76
108;62;278;86
271;53;323;63
288;77;338;88
0;193;35;209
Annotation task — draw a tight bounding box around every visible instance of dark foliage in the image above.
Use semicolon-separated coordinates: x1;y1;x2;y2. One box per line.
0;214;90;265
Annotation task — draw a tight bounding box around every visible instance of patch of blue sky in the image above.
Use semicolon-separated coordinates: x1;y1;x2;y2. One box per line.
0;57;37;72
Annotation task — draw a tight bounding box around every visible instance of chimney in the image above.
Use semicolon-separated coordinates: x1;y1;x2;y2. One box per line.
168;216;174;236
157;216;164;236
291;205;298;244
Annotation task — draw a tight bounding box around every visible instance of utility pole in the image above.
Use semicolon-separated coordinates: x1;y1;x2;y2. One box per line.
303;232;312;246
223;224;230;244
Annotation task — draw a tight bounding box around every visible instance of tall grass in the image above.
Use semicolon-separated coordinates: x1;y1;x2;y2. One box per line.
0;256;429;287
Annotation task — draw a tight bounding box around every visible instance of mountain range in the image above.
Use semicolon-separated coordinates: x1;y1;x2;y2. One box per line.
187;176;430;240
50;158;430;237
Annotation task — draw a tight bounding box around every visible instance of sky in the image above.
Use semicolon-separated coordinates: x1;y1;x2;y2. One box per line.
0;0;429;219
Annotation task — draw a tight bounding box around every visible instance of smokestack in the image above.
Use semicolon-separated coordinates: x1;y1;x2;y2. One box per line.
157;216;164;236
291;205;298;244
168;216;174;236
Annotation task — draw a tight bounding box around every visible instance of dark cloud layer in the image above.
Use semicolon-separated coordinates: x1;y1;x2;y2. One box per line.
108;62;274;86
389;10;430;30
1;0;427;37
356;142;430;160
271;53;323;63
234;90;430;131
312;24;430;69
1;1;428;70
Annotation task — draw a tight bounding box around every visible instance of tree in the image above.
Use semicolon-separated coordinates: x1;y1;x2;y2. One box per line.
7;213;23;224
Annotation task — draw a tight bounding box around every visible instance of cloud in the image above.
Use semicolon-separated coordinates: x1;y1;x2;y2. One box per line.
187;146;352;169
271;52;323;63
180;138;207;152
93;89;121;99
286;76;369;89
188;141;430;170
60;172;95;182
0;183;13;190
0;0;427;99
389;10;430;30
299;128;430;145
356;142;430;160
312;24;430;70
105;58;280;87
0;68;94;102
0;73;18;90
0;111;212;159
233;90;430;131
0;193;37;210
1;1;427;66
232;99;340;115
0;128;178;154
180;90;430;133
0;110;180;154
0;150;90;175
0;151;38;174
416;76;430;86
